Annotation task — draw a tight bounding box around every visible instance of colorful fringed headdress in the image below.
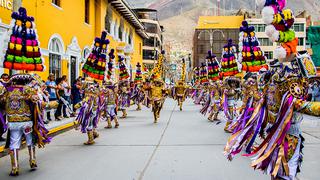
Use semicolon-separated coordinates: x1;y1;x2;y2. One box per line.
193;67;200;84
239;21;268;72
82;31;109;80
220;39;239;77
151;51;165;80
118;55;130;81
200;63;209;84
134;62;143;84
106;49;115;81
3;7;45;72
206;51;220;81
260;0;297;60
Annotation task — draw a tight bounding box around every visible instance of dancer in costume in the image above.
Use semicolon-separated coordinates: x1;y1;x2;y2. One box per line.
224;18;274;158
118;56;131;118
222;77;241;133
102;80;119;129
229;1;319;177
74;78;101;145
200;51;220;122
200;51;221;122
150;51;166;123
224;70;271;160
142;78;152;108
1;7;50;176
132;63;144;111
174;80;187;111
195;63;209;105
150;78;166;123
75;31;109;145
245;68;320;180
220;39;241;132
191;67;201;102
173;59;187;111
204;81;222;123
1;74;51;176
102;49;119;129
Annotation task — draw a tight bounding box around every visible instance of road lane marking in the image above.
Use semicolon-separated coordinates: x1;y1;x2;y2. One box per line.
138;102;177;180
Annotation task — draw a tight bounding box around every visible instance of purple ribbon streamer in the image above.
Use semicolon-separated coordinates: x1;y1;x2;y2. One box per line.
0;111;7;132
245;105;265;153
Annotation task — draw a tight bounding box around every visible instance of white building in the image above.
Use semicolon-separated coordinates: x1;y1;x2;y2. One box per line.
134;8;164;70
246;18;307;61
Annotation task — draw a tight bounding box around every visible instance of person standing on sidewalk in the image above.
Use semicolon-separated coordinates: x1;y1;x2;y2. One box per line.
56;78;67;120
0;73;9;141
312;81;320;102
72;78;82;109
46;74;61;121
61;75;75;117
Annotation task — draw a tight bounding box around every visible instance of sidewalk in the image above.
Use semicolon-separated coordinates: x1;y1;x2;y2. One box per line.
0;117;76;153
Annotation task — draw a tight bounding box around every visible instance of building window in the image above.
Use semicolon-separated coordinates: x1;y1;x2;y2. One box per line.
298;38;304;46
119;20;124;40
105;6;113;33
128;32;133;45
123;31;127;43
258;38;273;46
114;20;118;38
258;24;265;32
264;51;273;60
143;22;158;34
251;24;266;32
198;44;205;54
52;0;61;7
143;38;156;47
84;0;90;24
49;38;63;80
83;48;90;59
143;50;156;60
293;23;305;32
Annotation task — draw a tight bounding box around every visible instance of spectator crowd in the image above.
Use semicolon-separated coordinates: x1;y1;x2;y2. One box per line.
0;73;84;142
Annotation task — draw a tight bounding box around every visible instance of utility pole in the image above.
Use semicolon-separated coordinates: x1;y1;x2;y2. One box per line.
224;0;226;15
217;0;220;16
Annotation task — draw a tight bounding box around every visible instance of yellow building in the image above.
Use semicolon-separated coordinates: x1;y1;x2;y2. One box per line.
0;0;148;83
193;16;244;67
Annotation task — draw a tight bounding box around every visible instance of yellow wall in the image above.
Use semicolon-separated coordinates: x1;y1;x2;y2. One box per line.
133;33;143;76
0;0;144;81
0;3;12;24
196;16;244;29
24;0;96;79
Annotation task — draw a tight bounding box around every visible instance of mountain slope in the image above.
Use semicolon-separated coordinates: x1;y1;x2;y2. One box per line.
128;0;320;52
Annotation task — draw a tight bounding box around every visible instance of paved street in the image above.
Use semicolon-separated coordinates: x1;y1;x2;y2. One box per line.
0;98;319;180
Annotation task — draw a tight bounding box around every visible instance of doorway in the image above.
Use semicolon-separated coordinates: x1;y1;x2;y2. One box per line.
70;56;77;84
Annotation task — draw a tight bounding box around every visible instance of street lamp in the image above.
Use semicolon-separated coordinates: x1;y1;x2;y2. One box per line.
198;29;225;52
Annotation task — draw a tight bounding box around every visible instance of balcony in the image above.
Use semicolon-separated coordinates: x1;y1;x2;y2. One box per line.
143;22;160;34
